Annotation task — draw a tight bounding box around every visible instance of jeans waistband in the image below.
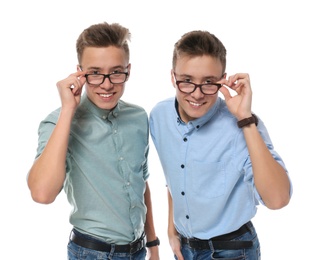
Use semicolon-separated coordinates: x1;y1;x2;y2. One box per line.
180;221;253;250
70;229;145;254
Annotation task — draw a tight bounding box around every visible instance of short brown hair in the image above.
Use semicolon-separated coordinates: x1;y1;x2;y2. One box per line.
76;22;131;63
172;30;227;73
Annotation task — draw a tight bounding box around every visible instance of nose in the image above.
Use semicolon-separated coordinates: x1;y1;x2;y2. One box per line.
191;85;204;99
99;77;113;90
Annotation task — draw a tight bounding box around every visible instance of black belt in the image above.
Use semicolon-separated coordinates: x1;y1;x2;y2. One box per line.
181;221;253;250
70;230;145;254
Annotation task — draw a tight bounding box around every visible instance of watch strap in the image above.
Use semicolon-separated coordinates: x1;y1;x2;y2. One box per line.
237;113;258;128
146;237;160;247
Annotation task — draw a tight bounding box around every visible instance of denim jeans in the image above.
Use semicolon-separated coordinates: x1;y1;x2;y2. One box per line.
67;231;146;260
175;223;261;260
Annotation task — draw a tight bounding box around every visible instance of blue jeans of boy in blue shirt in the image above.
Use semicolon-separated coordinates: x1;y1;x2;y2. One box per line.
175;222;261;260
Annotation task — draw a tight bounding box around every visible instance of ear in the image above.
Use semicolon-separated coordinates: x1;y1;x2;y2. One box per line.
126;63;131;78
222;72;227;79
170;69;176;88
77;65;82;71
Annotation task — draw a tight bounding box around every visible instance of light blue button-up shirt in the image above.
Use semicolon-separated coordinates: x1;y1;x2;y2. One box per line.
150;97;290;239
36;94;149;244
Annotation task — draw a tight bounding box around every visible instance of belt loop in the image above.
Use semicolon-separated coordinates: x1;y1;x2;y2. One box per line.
69;229;73;241
246;221;253;235
108;244;115;259
208;240;215;252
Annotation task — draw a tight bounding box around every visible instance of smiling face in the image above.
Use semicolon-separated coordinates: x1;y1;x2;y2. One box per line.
172;54;224;123
79;46;130;110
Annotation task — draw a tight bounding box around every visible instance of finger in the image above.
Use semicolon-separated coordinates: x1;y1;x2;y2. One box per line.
71;83;83;96
219;85;232;101
217;78;229;85
228;73;250;86
78;74;86;86
74;70;86;77
174;250;184;260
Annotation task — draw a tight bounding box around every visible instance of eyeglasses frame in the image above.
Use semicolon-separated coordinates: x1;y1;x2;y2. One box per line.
173;73;223;95
80;65;130;86
84;71;129;85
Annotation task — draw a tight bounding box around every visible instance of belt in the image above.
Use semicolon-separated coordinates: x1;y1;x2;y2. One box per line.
70;230;145;254
181;221;253;250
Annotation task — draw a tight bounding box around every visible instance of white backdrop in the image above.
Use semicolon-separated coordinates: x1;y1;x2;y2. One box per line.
1;1;310;259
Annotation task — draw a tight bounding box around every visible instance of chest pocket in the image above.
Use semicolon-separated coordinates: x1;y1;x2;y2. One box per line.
188;161;226;198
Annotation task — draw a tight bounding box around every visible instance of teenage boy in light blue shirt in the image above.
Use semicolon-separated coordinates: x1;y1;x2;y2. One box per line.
150;30;292;260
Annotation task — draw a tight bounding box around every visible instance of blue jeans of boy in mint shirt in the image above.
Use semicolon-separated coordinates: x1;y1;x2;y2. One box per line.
67;230;146;260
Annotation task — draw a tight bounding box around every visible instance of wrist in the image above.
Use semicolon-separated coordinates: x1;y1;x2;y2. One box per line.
146;237;160;248
237;113;258;128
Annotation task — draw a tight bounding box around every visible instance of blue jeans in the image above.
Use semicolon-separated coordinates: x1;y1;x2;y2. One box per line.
175;223;261;260
67;231;146;260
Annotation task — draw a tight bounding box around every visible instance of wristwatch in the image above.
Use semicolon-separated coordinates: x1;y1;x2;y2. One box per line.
237;113;258;128
146;237;160;247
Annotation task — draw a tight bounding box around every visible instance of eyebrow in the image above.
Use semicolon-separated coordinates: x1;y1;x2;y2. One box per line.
177;73;219;81
86;65;126;71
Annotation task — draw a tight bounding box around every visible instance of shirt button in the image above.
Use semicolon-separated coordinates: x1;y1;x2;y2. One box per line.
186;215;189;219
114;130;117;134
196;125;200;129
119;157;124;161
181;164;185;169
183;137;188;142
181;191;185;195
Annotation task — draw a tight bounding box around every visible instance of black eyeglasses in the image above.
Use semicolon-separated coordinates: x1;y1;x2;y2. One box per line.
85;71;129;85
174;73;222;95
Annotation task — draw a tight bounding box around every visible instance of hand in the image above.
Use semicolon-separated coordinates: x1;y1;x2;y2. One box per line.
146;246;160;260
169;235;184;260
218;73;252;120
56;70;86;111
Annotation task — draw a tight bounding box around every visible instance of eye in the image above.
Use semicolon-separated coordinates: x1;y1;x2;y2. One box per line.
204;79;213;84
184;78;192;83
111;69;123;74
89;70;100;75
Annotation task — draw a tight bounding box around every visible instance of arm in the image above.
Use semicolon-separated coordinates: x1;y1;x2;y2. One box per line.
167;189;184;260
242;124;290;209
219;73;291;209
27;71;86;204
144;181;160;259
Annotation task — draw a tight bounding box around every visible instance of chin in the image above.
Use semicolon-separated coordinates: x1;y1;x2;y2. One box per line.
187;108;207;117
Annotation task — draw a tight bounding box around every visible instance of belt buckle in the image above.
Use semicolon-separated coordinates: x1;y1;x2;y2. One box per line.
130;238;143;254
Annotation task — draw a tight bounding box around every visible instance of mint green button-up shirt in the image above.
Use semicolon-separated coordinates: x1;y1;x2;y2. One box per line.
36;94;149;244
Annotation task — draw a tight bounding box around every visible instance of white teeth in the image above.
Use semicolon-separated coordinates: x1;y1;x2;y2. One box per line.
99;93;113;97
189;101;202;107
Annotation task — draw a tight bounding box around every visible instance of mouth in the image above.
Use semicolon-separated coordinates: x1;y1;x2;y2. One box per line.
98;93;114;98
188;100;205;107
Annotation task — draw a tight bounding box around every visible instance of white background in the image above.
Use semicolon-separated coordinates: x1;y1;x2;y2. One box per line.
1;1;310;259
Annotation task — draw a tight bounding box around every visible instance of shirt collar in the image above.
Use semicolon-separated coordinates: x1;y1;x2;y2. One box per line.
80;93;120;119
